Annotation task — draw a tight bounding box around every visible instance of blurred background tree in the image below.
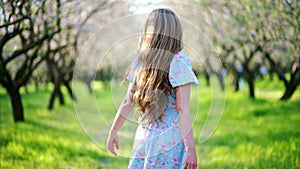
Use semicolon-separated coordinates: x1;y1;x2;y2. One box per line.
0;0;128;122
168;0;299;99
1;0;63;122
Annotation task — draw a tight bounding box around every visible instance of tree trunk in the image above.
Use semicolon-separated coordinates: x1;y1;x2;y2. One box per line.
280;85;298;100
48;82;64;110
34;81;39;91
247;75;255;98
216;72;225;91
263;51;299;100
204;73;210;86
269;72;274;81
64;81;76;101
85;80;93;94
280;71;300;100
8;88;24;122
48;86;56;110
57;85;64;105
232;75;240;92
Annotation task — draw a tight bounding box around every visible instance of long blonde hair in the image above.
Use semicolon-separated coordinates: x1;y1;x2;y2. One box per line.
131;8;183;127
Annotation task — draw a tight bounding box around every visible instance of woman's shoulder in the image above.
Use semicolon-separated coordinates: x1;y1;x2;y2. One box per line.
174;51;189;58
172;51;192;68
169;51;199;87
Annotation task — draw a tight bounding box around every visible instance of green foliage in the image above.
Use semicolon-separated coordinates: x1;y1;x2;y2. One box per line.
0;77;299;168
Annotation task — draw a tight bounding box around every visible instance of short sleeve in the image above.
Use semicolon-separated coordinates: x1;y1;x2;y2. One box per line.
127;59;139;83
169;51;199;87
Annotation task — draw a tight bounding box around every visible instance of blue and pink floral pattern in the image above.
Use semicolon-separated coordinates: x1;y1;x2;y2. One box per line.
127;51;199;169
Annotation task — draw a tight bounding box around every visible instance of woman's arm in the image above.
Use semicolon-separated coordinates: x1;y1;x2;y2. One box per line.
176;84;198;169
107;82;135;155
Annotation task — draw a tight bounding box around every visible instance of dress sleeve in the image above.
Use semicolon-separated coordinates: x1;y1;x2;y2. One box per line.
169;51;199;88
127;59;139;83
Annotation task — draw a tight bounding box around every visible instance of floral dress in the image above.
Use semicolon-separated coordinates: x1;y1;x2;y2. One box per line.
127;51;199;169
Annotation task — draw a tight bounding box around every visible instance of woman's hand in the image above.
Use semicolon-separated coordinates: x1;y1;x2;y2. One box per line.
107;129;119;155
106;83;135;156
184;147;198;169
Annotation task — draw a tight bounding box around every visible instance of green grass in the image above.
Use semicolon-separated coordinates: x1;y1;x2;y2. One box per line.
0;76;299;169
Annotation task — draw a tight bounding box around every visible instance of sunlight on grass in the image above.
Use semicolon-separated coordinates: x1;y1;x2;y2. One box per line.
0;77;299;168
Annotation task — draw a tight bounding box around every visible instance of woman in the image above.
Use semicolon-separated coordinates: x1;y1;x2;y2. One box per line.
107;8;199;169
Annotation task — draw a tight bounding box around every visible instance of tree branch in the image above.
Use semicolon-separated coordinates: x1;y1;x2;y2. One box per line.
4;29;60;64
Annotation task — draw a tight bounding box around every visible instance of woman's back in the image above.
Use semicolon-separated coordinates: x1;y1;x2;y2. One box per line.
128;51;199;168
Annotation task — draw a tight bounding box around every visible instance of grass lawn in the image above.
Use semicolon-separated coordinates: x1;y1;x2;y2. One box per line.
0;77;299;169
